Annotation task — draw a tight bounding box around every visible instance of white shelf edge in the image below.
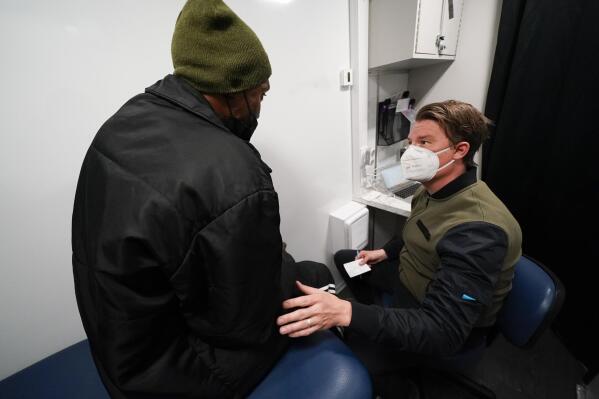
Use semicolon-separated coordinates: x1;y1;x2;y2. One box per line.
354;189;411;217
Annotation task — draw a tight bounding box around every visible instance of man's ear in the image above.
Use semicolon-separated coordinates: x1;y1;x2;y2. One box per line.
453;141;470;160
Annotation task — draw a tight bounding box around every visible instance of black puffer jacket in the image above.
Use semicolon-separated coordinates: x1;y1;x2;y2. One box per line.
72;75;288;398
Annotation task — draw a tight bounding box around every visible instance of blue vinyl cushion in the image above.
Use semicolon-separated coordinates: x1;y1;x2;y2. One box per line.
497;255;558;347
0;340;109;399
0;331;371;399
249;331;372;399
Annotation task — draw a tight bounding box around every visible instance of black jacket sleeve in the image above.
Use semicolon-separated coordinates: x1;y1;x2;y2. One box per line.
382;236;405;261
165;189;288;395
169;189;284;348
349;222;508;356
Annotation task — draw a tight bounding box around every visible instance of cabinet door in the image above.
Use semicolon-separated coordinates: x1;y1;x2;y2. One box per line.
439;0;463;56
415;0;443;55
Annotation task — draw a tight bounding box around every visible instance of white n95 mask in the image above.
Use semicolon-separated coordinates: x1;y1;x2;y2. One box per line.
400;145;454;182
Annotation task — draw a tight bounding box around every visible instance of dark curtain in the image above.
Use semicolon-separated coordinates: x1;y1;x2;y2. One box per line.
483;0;599;382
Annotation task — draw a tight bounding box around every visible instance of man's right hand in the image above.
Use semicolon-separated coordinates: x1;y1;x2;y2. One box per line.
356;249;388;266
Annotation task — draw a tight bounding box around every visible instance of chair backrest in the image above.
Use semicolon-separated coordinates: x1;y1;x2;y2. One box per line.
496;255;565;348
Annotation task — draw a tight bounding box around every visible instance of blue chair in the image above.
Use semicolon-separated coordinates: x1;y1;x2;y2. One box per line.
496;255;565;348
249;331;372;398
0;330;371;399
419;255;566;399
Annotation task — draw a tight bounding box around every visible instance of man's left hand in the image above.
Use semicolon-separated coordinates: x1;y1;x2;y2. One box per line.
277;281;352;338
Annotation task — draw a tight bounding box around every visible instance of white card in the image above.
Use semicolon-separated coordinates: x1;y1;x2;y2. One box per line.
343;259;371;278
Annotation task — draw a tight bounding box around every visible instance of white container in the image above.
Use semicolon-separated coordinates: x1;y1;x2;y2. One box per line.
329;202;370;252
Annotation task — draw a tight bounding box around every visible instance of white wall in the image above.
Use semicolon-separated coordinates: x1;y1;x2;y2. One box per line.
0;0;353;380
248;1;353;271
408;0;503;113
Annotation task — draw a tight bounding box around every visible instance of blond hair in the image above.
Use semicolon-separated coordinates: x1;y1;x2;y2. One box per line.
416;100;491;166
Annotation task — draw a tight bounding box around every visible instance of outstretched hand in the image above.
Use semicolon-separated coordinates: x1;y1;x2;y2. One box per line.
277;281;352;338
356;249;388;265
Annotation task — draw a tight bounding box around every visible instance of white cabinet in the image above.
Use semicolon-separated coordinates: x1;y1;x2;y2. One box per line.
369;0;464;70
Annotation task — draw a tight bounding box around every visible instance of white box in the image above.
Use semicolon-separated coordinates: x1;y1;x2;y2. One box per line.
329;202;369;252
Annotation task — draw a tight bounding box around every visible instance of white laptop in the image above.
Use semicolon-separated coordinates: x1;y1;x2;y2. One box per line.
380;163;421;201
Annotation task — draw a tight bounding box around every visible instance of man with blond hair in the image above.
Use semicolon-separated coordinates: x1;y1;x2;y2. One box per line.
278;100;522;395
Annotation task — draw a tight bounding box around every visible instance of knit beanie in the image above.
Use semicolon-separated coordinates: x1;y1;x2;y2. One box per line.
171;0;272;94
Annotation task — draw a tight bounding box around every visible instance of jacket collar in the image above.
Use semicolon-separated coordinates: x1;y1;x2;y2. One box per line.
430;166;478;199
145;74;269;170
145;74;227;131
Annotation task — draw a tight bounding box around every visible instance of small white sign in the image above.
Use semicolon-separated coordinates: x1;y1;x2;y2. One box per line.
343;259;371;278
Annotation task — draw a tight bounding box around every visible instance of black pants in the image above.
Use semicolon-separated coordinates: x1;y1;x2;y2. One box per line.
281;249;335;301
334;250;491;397
334;249;441;397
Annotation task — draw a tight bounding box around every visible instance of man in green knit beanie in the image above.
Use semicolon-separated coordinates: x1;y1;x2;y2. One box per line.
72;1;335;398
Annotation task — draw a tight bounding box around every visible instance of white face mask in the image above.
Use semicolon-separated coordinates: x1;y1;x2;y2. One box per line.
400;145;455;182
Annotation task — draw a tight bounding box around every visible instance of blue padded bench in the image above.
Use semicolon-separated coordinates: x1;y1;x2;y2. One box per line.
0;330;371;399
248;331;371;398
0;340;108;399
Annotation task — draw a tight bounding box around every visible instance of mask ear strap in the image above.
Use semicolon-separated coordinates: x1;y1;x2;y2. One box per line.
435;146;452;155
243;91;257;118
438;158;455;172
225;95;235;119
